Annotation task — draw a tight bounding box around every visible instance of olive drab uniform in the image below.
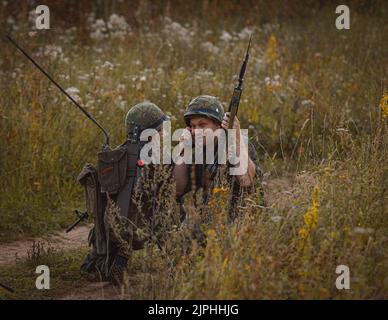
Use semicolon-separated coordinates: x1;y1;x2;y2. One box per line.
178;95;264;223
79;102;173;284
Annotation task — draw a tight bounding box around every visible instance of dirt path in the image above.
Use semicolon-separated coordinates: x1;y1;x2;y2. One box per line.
0;224;125;299
0;226;90;267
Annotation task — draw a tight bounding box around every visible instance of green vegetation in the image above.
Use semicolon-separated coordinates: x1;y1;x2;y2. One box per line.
0;1;387;299
0;243;90;300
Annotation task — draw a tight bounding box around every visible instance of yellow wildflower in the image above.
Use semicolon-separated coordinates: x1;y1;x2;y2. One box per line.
213;187;228;194
298;227;308;240
379;90;388;118
266;34;277;66
298;185;319;246
323;166;331;177
304;186;319;229
329;231;338;239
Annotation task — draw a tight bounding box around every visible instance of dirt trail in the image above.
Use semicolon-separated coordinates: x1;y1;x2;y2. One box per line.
0;225;90;267
0;224;124;300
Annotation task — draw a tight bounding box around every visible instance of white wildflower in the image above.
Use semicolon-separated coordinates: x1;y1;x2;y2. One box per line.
220;31;233;42
201;41;220;54
238;27;253;40
117;84;126;91
271;216;282;223
59;74;70;80
102;61;115;70
194;70;214;80
85;99;95;109
90;19;107;40
78;74;90;81
163;17;192;43
301;99;314;107
107;14;131;39
117;100;127;110
65;87;81;102
264;75;281;88
354;227;374;234
37;45;65;61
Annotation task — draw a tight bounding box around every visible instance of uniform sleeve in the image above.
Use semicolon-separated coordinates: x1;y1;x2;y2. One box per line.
230;141;265;205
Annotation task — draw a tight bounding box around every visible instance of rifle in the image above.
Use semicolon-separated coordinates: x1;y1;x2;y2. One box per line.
203;34;252;205
0;282;14;293
65;210;89;233
5;34;110;148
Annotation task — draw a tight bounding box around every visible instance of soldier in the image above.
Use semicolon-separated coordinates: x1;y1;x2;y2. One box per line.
173;95;263;225
80;101;176;285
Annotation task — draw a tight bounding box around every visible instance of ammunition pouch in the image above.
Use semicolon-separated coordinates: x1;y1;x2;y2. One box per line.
97;145;128;194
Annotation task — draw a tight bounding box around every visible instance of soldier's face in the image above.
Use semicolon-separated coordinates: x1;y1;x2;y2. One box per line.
188;116;221;147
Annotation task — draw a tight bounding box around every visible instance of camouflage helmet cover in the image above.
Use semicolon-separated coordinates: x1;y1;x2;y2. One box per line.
184;95;225;126
125;101;167;135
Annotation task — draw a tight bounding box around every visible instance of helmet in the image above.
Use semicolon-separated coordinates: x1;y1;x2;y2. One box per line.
184;95;224;126
125;101;167;135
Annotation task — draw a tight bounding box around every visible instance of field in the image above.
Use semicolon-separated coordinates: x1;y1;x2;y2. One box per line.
0;0;387;299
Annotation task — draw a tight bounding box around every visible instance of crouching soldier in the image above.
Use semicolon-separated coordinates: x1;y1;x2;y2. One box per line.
78;102;176;284
173;95;264;228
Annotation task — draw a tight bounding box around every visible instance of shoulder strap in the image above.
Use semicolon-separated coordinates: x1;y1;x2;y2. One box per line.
116;141;141;218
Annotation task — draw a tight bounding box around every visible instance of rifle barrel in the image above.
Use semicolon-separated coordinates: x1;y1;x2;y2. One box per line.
0;282;14;293
237;33;252;89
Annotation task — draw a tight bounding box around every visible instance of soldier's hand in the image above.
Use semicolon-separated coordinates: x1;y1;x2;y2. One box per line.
221;112;241;131
222;113;241;145
179;127;192;147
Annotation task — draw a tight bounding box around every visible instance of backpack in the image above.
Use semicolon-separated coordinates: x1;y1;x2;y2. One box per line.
78;133;144;277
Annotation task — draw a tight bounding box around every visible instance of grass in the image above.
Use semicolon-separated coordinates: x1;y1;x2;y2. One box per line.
0;1;387;299
0;243;90;300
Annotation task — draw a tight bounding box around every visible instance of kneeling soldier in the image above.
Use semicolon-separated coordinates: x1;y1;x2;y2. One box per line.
79;102;175;284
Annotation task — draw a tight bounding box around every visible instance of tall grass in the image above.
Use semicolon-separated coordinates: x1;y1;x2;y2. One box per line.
0;0;387;298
